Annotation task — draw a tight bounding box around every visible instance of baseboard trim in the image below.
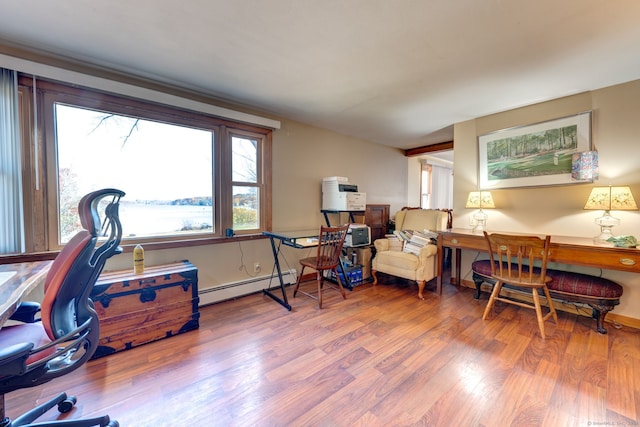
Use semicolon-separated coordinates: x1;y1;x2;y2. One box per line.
198;269;297;306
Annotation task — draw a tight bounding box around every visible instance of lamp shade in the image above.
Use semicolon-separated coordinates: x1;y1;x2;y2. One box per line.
465;191;495;209
584;186;638;211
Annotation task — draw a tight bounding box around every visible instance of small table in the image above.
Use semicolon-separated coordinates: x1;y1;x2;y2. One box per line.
0;261;52;328
262;230;320;311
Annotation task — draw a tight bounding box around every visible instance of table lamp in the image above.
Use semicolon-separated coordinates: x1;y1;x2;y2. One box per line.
584;185;638;242
466;191;495;232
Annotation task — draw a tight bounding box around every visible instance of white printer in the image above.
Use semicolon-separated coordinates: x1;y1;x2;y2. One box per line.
322;176;366;211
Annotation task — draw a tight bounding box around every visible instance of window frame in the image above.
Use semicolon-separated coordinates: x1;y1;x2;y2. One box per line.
17;75;272;252
227;129;269;233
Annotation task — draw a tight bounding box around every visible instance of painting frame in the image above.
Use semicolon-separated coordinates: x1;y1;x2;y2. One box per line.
478;111;592;190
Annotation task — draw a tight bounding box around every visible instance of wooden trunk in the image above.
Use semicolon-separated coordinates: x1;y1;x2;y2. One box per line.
90;260;199;359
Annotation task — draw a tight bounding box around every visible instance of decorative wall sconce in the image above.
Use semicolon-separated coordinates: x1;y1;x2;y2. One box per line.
584;185;637;242
465;191;495;233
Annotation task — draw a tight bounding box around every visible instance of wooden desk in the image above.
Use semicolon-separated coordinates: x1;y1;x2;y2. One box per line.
0;261;51;327
437;228;640;290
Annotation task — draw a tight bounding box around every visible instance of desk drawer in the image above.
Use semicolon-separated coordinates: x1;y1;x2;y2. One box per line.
441;233;487;251
550;245;640;273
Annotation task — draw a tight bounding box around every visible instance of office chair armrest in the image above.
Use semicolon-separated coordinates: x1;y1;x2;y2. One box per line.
0;342;33;376
9;301;41;323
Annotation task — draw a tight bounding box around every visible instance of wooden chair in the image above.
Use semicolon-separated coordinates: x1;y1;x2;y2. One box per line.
293;225;349;308
481;232;558;339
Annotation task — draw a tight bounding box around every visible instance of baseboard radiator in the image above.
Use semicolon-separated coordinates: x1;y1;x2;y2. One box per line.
198;269;298;306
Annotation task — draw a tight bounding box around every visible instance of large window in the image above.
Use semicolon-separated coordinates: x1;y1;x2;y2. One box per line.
55;104;214;242
15;76;272;252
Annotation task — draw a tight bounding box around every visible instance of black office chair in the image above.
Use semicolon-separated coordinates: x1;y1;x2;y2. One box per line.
0;188;125;427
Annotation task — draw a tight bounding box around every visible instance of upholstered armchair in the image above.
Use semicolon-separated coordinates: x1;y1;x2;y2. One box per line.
372;209;449;299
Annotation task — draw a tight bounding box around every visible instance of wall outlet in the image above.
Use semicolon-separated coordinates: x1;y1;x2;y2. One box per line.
253;262;261;273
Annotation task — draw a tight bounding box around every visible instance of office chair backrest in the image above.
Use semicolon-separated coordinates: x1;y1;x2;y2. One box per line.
41;188;124;344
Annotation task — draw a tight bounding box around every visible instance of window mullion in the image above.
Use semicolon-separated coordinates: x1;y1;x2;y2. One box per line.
219;125;233;232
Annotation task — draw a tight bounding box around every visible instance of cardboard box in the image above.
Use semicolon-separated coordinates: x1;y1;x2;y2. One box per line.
345;247;372;279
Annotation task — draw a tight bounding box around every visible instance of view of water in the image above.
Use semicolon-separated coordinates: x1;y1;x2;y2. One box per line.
119;203;213;237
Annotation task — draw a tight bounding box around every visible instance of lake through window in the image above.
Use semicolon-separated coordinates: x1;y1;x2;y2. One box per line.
55;104;214;243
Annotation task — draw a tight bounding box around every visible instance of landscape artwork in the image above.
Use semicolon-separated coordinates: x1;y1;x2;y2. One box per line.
478;112;592;189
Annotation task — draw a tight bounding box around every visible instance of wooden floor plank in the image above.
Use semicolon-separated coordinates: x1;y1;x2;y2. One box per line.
5;273;640;426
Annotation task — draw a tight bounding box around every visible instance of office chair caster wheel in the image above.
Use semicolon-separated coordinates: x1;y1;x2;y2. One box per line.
58;395;77;413
106;420;119;427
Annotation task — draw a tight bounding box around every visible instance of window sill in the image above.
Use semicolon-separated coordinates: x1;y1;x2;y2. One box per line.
0;234;268;264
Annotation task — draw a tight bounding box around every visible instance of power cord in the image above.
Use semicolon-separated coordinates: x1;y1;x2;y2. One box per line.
236;240;304;281
236;241;258;278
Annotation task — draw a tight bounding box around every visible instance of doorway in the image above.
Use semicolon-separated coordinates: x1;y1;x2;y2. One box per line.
419;150;453;210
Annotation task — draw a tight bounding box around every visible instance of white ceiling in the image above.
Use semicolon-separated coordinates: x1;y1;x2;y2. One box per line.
1;0;640;150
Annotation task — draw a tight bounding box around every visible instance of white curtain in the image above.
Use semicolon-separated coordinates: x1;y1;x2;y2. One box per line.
422;161;453;209
0;68;24;253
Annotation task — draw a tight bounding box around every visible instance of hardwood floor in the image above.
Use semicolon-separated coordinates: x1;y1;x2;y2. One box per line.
7;274;640;426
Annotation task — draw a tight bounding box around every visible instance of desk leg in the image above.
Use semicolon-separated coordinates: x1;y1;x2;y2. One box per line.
437;243;458;291
263;237;292;311
436;237;443;294
452;248;462;285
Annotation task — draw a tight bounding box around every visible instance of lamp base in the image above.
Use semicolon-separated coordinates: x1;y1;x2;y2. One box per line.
593;226;616;245
472;222;486;233
471;210;488;233
593;212;619;244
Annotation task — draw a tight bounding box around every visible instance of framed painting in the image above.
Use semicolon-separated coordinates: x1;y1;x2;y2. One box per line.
478;111;592;190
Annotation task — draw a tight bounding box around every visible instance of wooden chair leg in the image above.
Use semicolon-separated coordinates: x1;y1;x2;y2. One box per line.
542;286;558;323
482;281;503;320
317;271;323;309
417;280;426;300
334;269;347;299
532;288;546;339
293;266;305;297
371;270;378;286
